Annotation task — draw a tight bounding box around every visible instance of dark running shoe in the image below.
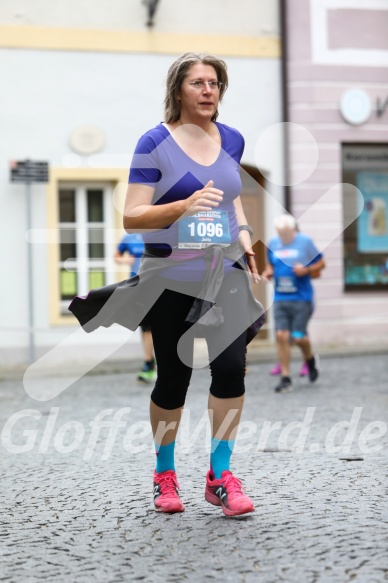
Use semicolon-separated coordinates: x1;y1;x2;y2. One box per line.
307;354;320;382
205;470;255;517
153;470;185;513
274;376;293;393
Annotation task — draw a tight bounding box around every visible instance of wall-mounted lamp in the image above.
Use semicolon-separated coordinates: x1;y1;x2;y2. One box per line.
142;0;160;27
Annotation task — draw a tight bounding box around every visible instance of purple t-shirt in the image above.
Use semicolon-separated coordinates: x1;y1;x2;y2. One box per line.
128;122;244;280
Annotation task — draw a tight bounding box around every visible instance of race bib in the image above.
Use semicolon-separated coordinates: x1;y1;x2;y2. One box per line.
275;275;297;293
178;210;231;249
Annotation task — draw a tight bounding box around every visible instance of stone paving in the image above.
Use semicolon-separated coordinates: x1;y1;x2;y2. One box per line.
0;354;387;582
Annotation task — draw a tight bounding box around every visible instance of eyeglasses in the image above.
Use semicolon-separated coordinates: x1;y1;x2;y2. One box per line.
187;80;222;90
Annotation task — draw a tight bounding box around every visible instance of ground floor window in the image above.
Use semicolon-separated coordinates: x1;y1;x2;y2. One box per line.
58;182;115;314
342;143;388;290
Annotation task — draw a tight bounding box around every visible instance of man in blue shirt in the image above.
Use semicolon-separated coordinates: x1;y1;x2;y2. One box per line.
262;215;325;393
114;233;156;383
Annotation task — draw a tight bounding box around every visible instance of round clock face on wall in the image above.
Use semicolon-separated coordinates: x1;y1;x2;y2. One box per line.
340;89;372;126
69;125;105;155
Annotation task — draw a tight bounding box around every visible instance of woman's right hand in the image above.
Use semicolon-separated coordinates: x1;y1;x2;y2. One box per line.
181;180;224;216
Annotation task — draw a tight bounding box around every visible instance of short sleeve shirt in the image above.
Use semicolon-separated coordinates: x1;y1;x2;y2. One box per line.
128;122;244;248
128;122;245;280
267;233;323;302
117;233;145;277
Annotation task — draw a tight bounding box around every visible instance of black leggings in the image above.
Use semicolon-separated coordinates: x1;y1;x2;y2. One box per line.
147;270;250;410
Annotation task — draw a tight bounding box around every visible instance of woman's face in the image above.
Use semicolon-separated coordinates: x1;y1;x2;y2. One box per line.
178;63;220;122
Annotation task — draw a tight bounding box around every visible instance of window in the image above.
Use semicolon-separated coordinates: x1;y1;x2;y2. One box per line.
58;183;115;314
342;144;388;290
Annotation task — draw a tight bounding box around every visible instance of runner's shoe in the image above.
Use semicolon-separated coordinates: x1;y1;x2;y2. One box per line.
269;363;282;375
274;376;293;393
137;368;157;383
137;359;157;383
205;470;255;517
299;362;308;377
153;470;185;513
307;354;320;382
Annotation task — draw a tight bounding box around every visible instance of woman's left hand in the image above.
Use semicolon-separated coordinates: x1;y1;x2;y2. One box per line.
238;230;260;284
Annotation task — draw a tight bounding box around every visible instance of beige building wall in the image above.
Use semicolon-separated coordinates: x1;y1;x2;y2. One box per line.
285;0;388;346
0;0;279;57
0;1;283;366
0;0;279;36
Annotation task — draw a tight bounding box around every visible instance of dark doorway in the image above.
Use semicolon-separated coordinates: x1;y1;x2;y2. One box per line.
240;164;267;338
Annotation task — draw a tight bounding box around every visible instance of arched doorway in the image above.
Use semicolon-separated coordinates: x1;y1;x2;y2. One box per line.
240;164;267;339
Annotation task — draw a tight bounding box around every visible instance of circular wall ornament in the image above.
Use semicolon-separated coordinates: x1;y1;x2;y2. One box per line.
340;89;372;126
69;125;105;155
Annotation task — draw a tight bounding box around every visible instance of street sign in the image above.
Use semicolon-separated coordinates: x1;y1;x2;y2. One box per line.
9;159;49;363
10;160;49;183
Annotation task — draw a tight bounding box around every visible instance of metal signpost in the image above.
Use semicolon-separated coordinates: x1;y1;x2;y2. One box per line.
10;160;49;363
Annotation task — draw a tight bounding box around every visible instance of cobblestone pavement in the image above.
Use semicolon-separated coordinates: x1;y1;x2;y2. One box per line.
0;354;387;583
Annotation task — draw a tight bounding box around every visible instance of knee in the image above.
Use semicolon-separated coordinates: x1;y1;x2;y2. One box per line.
209;359;245;399
292;336;305;346
210;382;245;400
151;380;189;410
276;330;290;344
150;365;192;410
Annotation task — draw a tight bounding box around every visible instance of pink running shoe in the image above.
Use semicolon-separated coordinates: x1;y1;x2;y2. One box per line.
299;362;308;377
269;363;282;375
205;470;255;517
153;470;185;513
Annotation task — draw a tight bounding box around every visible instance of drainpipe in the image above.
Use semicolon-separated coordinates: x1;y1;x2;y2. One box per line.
280;0;291;212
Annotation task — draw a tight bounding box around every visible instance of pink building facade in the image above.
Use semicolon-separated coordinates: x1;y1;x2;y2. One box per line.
284;0;388;347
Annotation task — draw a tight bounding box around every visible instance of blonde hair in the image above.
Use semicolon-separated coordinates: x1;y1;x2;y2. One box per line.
274;214;297;230
164;52;228;123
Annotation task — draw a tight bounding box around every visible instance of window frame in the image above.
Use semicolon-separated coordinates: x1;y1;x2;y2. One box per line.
47;168;128;325
58;182;116;314
342;142;388;292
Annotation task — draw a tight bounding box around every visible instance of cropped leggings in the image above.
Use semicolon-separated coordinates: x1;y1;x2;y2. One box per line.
147;269;250;410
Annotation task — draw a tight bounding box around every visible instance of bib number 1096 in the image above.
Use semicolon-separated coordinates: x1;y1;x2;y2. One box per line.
178;210;231;248
187;222;224;238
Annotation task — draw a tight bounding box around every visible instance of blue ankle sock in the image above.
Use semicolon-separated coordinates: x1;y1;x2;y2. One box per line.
210;438;235;479
155;441;175;474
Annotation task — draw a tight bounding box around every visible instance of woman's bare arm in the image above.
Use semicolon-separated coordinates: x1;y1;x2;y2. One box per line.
123;180;224;232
